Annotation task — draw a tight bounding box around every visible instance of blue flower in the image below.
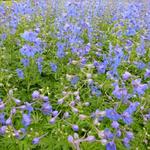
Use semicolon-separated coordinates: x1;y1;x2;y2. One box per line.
91;86;101;97
36;57;43;64
80;57;87;66
126;27;136;36
22;114;31;127
50;63;57;72
111;121;119;129
0;102;5;110
136;38;146;56
21;30;38;42
123;137;130;148
104;128;114;139
112;86;128;100
125;40;133;49
106;141;116;150
126;131;134;140
86;136;96;142
106;109;121;121
72;124;79;131
49;117;56;124
97;62;107;74
144;69;150;79
36;57;43;73
37;64;42;74
20;44;36;57
41;96;49;102
121;112;133;125
0;113;5;125
132;79;148;96
124;102;140;114
56;42;65;58
116;130;121;137
52;111;58;117
57;49;65;58
93;60;99;67
32;137;40;144
13;99;21;105
134;61;146;70
122;71;131;80
0;4;5;15
144;112;150;120
71;76;79;85
41;102;52;115
0;126;6;135
21;58;29;67
16;69;24;79
64;112;70;118
68;135;74;143
32;91;40;99
25;102;34;114
0;33;7;41
6;117;12;125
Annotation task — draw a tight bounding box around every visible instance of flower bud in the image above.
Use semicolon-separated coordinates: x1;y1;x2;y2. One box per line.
79;114;87;120
11;107;16;115
0;103;5;110
42;96;49;102
14;99;21;105
32;137;40;144
76;95;80;101
70;101;76;107
52;111;58;117
72;107;78;113
64;112;70;118
72;125;79;132
57;98;64;104
0;126;6;135
32;91;40;99
68;135;74;143
49;118;56;124
86;136;95;142
6;117;12;125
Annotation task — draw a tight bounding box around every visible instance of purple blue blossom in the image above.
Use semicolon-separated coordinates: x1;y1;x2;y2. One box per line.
72;124;79;132
50;63;57;72
132;79;148;96
32;137;40;144
22;114;31;127
41;102;52;115
106;109;121;121
21;30;38;42
106;141;116;150
144;69;150;79
21;58;29;67
32;91;40;99
71;76;79;85
0;126;6;135
16;69;24;79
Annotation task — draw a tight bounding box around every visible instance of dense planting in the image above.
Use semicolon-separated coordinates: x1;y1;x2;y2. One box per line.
0;0;150;150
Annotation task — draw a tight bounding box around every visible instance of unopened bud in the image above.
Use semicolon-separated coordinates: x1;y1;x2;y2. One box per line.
79;114;87;120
